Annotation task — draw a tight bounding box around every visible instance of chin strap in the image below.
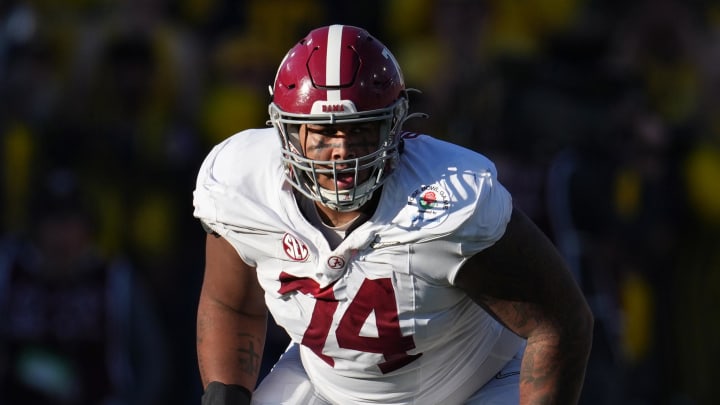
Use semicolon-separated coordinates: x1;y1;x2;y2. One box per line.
317;176;378;212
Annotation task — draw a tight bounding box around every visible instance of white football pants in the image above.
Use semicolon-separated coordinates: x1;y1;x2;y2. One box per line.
251;343;523;405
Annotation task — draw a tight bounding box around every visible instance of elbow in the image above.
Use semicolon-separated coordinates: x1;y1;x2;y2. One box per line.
549;295;594;354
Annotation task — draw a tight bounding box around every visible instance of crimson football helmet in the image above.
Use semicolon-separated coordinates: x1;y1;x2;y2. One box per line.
269;24;421;211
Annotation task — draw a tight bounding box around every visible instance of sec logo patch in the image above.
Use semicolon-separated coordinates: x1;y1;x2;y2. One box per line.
282;233;309;261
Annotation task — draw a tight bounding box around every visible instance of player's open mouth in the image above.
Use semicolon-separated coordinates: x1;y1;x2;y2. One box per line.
335;173;356;189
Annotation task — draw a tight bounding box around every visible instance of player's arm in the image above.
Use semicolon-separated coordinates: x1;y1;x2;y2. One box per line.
197;233;268;405
454;206;593;405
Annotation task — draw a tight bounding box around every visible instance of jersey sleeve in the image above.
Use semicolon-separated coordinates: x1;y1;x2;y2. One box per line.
447;167;513;284
380;135;514;286
400;164;512;287
193;137;232;234
192;130;284;267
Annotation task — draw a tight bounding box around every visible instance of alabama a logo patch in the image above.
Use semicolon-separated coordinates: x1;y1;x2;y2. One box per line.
405;183;451;228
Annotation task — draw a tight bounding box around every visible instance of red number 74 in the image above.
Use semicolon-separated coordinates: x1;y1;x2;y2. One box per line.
279;272;422;373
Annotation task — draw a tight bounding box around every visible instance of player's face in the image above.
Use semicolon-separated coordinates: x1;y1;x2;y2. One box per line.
300;122;381;191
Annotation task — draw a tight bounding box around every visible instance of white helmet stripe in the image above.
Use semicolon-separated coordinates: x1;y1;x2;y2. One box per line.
325;24;343;102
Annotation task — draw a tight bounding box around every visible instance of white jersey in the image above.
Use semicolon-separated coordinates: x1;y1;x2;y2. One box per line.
193;128;525;404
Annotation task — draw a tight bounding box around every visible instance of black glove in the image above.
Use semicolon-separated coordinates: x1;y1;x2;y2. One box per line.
201;381;252;405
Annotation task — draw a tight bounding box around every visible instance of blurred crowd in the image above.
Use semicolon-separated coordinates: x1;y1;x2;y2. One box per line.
1;0;719;404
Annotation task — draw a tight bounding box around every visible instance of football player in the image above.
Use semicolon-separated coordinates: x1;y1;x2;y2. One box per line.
193;24;593;405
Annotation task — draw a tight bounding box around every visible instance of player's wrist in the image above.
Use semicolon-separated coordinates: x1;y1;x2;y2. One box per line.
201;381;251;405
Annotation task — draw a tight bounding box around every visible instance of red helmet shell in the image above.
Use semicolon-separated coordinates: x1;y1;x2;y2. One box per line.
272;25;405;114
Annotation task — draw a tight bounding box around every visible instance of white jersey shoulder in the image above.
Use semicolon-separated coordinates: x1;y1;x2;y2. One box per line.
193;127;300;266
373;132;513;283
